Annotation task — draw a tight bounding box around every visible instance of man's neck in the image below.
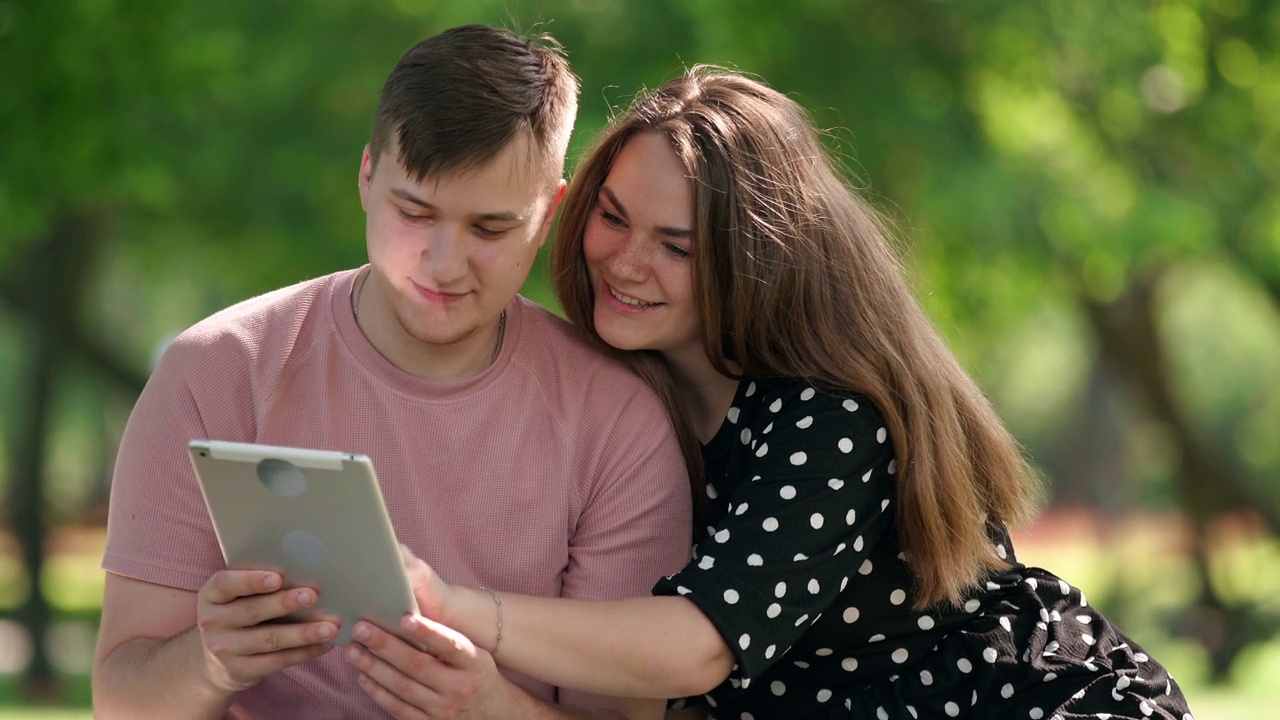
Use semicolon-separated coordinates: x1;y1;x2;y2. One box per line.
355;274;506;381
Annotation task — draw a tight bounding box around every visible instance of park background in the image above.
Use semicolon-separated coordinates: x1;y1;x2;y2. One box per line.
2;0;1278;716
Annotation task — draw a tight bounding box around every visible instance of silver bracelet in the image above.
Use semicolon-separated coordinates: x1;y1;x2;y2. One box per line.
480;587;504;655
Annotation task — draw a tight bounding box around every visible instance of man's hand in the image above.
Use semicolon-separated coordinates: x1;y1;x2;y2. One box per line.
347;614;513;719
196;570;338;692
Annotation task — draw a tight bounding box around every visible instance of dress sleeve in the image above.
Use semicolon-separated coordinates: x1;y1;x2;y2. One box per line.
654;383;896;682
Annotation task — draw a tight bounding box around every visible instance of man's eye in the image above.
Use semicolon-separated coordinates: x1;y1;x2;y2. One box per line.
397;208;427;222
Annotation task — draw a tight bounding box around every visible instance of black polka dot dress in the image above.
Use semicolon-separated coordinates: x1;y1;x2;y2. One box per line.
655;377;1193;719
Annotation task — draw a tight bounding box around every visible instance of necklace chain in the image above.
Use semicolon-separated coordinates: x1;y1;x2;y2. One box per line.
353;270;506;365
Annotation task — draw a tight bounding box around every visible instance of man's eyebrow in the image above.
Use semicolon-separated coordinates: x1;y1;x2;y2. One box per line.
390;188;525;223
600;186;691;239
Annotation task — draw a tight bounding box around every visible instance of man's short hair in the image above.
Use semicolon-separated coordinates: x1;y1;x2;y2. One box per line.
370;24;579;183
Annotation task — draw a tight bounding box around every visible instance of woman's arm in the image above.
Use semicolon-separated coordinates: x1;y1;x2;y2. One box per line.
406;554;734;699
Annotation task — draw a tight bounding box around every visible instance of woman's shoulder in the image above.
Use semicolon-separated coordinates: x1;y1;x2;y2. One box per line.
738;376;885;431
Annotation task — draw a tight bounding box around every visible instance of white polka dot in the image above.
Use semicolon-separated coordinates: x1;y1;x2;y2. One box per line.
835;542;846;555
1083;633;1095;645
1030;709;1044;719
740;428;752;444
810;513;825;529
763;422;774;434
920;670;934;685
843;399;859;412
793;553;809;562
741;714;753;720
817;688;832;702
965;599;981;613
876;427;888;443
814;647;833;656
1000;616;1012;632
747;553;763;566
1044;672;1057;682
1076;614;1091;624
755;442;769;457
1025;577;1038;590
889;589;906;605
891;648;909;664
842;657;858;671
745;382;756;396
840;577;849;591
868;633;886;642
714;529;730;543
1135;652;1149;663
908;707;918;719
1001;682;1014;698
859;559;874;575
793;660;809;669
698;555;715;570
1059;579;1070;595
727;407;740;423
843;606;860;623
828;478;845;490
853;536;864;552
775;581;787;597
877;707;888;720
764;644;775;658
738;633;750;649
766;603;781;618
1044;640;1060;655
735;503;749;515
794;614;809;626
770;680;786;696
676;586;691;595
887;459;897;474
862;469;873;482
790;451;808;465
780;485;797;499
724;589;740;604
945;701;959;717
983;647;998;663
997;544;1008;559
838;438;853;453
957;658;973;673
769;399;782;413
846;509;857;525
882;498;891;511
1117;675;1131;690
763;517;779;532
706;484;718;499
801;387;816;401
808;579;820;594
796;416;813;429
918;616;935;630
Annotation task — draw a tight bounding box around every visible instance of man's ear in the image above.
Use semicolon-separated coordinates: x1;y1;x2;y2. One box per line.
358;145;375;211
534;179;568;250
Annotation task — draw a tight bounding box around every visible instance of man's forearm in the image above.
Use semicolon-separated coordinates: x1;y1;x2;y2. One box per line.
93;627;235;720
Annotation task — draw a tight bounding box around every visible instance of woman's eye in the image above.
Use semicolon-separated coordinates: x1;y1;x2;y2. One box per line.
599;209;625;227
665;243;691;259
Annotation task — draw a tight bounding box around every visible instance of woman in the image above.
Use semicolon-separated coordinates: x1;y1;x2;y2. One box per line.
361;67;1193;719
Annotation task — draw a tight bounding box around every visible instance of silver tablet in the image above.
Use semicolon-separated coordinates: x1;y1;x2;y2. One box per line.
188;439;418;645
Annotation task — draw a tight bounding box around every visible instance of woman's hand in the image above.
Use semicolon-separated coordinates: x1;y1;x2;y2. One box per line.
400;545;457;623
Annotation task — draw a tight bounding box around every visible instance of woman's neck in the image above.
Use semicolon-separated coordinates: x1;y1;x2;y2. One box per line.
663;347;741;444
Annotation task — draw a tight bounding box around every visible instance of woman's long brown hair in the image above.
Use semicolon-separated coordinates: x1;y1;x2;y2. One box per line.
553;67;1039;607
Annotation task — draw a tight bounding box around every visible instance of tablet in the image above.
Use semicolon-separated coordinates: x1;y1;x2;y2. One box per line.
188;439;418;645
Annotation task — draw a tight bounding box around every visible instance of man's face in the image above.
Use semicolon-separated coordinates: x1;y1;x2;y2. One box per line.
358;133;563;353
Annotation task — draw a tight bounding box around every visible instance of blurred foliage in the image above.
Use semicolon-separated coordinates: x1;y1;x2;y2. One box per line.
2;0;1279;693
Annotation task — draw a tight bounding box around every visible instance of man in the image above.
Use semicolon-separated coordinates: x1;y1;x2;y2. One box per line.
92;25;692;719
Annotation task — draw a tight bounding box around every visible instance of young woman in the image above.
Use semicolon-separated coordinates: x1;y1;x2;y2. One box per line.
357;67;1194;719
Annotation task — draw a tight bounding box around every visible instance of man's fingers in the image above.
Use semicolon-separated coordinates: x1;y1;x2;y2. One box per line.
356;670;433;720
397;615;478;666
235;642;333;679
201;570;282;605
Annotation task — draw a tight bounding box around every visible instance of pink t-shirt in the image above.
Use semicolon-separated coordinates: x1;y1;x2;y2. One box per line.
103;267;693;718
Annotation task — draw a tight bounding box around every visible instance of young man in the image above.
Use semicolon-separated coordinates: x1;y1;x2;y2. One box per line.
92;26;692;719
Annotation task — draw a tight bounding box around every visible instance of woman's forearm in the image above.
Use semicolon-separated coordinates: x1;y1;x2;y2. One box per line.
446;589;733;699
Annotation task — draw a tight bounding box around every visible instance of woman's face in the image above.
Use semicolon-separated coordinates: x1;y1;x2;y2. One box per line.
582;132;703;362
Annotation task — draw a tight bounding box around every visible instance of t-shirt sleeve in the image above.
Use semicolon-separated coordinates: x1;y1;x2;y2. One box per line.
557;381;693;710
102;333;251;591
653;384;896;683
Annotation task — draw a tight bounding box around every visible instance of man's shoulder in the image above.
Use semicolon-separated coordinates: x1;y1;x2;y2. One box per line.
160;270;348;380
512;297;648;389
